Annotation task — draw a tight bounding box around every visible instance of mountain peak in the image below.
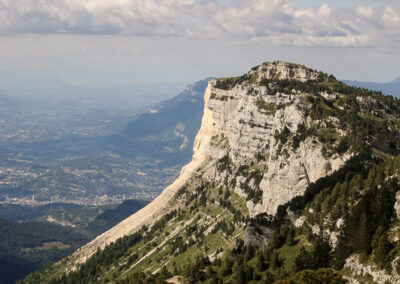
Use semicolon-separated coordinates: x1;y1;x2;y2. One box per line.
249;60;321;82
213;60;336;91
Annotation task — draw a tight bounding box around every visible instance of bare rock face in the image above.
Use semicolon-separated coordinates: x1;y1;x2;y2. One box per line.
246;201;265;218
199;61;350;215
260;138;349;215
344;254;400;284
248;60;320;82
395;191;400;219
244;225;271;250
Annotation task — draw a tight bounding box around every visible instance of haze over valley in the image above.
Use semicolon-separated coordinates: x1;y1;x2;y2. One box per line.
0;78;187;206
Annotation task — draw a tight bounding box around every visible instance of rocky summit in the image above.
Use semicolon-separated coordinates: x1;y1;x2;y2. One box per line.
24;61;400;284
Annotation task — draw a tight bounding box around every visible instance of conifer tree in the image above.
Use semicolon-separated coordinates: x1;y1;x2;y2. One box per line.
269;229;281;249
270;252;280;270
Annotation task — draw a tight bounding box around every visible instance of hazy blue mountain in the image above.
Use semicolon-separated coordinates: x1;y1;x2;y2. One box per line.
108;78;211;166
85;199;148;236
392;77;400;83
344;79;400;98
0;73;183;111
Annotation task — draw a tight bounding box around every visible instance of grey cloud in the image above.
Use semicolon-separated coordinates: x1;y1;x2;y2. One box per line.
0;0;398;48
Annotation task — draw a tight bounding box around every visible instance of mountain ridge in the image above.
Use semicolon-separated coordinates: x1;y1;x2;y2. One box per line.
23;61;400;284
344;79;400;98
392;77;400;83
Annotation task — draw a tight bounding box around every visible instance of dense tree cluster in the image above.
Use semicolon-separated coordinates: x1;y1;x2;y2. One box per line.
214;74;253;90
275;268;347;284
305;155;400;269
239;169;264;204
118;223;343;284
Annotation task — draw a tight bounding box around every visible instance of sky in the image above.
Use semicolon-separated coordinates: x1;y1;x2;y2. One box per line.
0;0;399;85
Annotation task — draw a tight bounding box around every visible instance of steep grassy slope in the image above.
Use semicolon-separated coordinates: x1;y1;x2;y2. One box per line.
21;61;400;284
22;173;249;283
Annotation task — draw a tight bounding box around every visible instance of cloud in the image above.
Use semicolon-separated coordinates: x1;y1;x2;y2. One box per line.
0;0;398;48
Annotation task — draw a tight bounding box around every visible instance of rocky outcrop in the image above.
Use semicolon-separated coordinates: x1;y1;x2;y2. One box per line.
246;201;265;218
244;225;271;250
395;191;400;219
344;254;400;284
248;60;320;82
260;138;349;215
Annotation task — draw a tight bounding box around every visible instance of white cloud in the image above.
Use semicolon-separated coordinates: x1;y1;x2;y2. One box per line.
0;0;398;48
355;5;374;19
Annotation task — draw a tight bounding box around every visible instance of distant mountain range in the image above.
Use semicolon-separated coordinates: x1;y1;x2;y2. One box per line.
108;78;211;166
344;78;400;98
85;199;148;236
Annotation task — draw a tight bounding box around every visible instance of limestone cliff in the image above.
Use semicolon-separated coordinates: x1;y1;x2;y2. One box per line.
200;61;350;216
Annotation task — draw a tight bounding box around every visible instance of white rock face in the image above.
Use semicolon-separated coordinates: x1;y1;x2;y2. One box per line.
344;254;400;284
246;201;265;218
395;191;400;219
260;138;348;214
248;60;320;82
294;216;305;228
199;62;350;215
